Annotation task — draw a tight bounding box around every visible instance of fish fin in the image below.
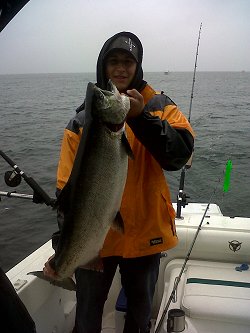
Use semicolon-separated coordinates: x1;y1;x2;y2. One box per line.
78;256;104;272
122;133;134;160
54;181;72;212
111;211;125;233
27;271;76;291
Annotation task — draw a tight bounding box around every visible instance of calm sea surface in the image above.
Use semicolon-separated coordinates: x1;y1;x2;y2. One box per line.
0;72;249;271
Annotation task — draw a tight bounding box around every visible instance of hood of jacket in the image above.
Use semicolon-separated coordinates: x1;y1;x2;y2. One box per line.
96;31;147;91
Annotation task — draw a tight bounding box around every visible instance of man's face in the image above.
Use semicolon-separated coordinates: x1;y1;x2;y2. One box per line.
105;51;137;93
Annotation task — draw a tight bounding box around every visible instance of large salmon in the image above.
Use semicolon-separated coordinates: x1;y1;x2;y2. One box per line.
30;81;132;290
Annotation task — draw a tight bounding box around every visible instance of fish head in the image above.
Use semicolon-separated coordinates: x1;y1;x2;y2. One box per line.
92;81;130;125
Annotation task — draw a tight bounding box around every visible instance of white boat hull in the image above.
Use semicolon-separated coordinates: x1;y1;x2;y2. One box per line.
6;203;250;333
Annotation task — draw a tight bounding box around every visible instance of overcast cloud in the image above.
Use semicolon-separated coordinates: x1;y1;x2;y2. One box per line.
0;0;249;74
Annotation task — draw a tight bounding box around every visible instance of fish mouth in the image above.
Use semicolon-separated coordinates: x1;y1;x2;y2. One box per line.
107;79;116;92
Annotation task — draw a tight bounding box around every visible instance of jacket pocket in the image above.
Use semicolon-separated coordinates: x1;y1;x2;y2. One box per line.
161;191;177;236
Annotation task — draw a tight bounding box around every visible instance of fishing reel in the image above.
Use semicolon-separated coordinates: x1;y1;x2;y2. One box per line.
176;168;190;219
4;170;22;187
0;150;55;207
176;190;190;219
176;153;193;219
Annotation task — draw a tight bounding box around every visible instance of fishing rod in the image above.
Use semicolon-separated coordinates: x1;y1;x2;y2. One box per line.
154;159;233;333
188;22;202;123
0;150;55;207
176;22;202;219
0;191;33;200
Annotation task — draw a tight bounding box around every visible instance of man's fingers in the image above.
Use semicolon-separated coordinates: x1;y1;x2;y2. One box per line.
127;89;141;99
43;255;57;278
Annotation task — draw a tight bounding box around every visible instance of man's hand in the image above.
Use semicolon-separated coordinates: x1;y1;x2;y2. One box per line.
43;255;58;279
126;89;144;119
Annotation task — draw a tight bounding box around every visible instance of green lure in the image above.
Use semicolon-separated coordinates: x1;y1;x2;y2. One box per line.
223;160;233;192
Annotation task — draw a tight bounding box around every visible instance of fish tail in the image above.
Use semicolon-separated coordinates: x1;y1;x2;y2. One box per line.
27;271;76;291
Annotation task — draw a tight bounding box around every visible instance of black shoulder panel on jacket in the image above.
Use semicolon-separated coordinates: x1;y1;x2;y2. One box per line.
66;110;85;134
144;93;176;113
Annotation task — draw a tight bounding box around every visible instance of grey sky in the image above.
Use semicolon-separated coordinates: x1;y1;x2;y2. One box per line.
0;0;249;74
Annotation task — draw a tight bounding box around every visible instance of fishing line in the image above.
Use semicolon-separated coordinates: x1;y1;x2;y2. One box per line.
155;162;229;333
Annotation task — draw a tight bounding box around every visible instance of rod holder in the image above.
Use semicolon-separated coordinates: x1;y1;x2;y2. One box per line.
167;309;185;332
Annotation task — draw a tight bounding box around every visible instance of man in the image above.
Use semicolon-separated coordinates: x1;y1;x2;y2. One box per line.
44;31;194;333
0;267;36;333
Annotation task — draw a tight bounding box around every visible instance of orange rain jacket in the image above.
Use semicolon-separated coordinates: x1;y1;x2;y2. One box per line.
55;84;194;258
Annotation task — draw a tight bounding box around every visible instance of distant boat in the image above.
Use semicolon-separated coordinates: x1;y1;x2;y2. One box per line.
164;71;170;75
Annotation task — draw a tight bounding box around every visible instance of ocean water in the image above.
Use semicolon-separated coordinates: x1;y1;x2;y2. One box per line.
0;72;249;272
